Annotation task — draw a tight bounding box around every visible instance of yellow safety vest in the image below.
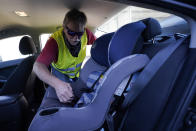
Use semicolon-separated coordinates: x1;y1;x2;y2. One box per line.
51;27;87;78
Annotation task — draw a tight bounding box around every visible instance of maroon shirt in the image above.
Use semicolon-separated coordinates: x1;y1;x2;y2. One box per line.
37;28;96;67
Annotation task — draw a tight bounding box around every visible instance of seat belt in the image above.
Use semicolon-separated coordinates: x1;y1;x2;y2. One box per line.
118;35;189;130
105;60;148;131
80;69;107;93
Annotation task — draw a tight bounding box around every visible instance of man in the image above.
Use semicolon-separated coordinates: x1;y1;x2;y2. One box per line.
33;9;96;108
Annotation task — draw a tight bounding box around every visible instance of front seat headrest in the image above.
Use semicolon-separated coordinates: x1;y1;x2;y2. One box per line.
19;36;37;55
142;18;162;41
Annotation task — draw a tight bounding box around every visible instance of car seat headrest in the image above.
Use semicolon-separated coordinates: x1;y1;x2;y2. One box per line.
19;36;37;55
108;21;146;66
142;18;161;41
91;32;114;67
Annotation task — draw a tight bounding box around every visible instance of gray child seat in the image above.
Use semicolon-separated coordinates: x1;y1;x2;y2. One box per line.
28;18;161;131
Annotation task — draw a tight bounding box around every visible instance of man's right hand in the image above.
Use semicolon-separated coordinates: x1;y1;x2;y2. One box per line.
55;82;74;103
33;62;74;103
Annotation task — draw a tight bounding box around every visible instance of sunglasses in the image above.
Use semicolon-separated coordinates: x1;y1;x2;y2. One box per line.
65;26;84;37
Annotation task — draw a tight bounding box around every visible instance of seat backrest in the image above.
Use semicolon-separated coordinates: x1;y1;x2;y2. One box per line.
78;32;114;84
75;21;147;106
0;36;37;95
120;35;189;131
79;20;147;84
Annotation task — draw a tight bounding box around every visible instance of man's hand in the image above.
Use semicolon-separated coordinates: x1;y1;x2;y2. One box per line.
55;82;74;103
33;62;74;103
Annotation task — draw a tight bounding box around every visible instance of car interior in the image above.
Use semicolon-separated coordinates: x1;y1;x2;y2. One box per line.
0;0;195;131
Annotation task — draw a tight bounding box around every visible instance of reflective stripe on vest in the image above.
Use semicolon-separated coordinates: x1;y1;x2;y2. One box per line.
57;63;82;72
51;27;87;78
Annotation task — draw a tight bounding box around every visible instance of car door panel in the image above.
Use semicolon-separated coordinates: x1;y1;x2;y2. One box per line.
0;58;24;87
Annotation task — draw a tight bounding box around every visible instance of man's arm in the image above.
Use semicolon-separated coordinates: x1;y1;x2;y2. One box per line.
33;62;73;103
86;28;96;45
34;38;73;103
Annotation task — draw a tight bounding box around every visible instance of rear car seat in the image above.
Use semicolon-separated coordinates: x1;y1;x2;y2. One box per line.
0;36;37;131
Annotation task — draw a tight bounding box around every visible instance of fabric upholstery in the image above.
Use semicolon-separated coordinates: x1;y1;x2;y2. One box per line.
121;37;188;131
91;32;114;67
108;21;146;65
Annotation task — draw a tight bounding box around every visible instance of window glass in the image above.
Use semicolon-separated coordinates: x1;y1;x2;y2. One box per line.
95;6;171;37
0;36;28;62
40;33;51;50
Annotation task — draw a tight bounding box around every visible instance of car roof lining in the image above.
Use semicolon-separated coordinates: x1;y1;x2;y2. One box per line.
0;0;194;42
0;0;126;38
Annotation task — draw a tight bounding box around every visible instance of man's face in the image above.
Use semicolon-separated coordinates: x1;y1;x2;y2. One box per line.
64;22;85;46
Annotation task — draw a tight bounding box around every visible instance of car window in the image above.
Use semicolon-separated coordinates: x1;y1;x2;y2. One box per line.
40;33;51;50
0;36;28;62
95;6;172;37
